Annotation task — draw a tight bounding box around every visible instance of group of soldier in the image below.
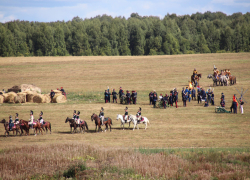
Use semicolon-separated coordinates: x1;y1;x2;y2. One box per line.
8;110;45;131
50;87;66;102
149;89;178;108
104;87;137;105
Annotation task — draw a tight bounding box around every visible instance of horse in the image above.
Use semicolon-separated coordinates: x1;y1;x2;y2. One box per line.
229;75;236;85
19;119;43;136
79;120;89;133
207;74;219;86
219;75;228;86
0;119;21;137
191;74;202;87
19;119;30;135
65;117;79;133
128;114;150;131
91;113;112;132
41;121;52;134
116;114;131;130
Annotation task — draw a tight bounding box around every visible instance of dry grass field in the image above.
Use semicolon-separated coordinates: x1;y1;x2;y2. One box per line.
0;53;250;179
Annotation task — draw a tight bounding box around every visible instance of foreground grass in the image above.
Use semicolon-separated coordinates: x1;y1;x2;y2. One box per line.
0;143;250;180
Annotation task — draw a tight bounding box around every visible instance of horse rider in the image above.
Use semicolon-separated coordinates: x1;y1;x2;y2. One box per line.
124;107;128;122
39;111;44;127
111;89;117;103
72;110;77;121
29;110;34;129
99;107;104;125
14;113;19;125
50;90;55;103
137;107;142;122
9;115;14;131
193;68;198;82
76;111;81;125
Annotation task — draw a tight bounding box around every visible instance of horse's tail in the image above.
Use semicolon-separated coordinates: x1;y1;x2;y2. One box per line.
85;121;88;130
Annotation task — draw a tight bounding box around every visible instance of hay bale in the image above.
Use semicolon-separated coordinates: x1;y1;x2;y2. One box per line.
33;94;43;103
2;93;8;103
0;95;4;103
55;95;67;103
21;84;41;93
53;90;62;94
26;91;37;102
5;92;17;103
44;94;51;103
15;93;26;103
52;93;61;103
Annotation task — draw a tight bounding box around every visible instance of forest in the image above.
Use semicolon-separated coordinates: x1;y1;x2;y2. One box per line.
0;11;250;57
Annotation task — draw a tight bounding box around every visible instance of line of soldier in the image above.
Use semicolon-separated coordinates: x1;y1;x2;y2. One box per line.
104;87;137;105
8;110;45;131
149;89;178;108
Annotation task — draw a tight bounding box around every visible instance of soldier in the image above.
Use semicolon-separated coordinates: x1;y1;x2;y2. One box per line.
99;107;104;125
188;88;192;102
126;90;131;105
174;88;178;102
240;99;244;114
38;111;44;127
204;98;209;107
50;90;55;103
169;93;173;106
9;115;13;131
149;91;153;105
72;110;77;121
220;98;225;108
201;88;206;100
211;91;214;105
111;89;117;103
118;87;123;99
197;88;201;104
207;89;211;103
192;87;196;101
163;94;168;109
120;90;125;104
132;90;137;104
153;94;157;108
124;107;128;122
104;90;109;103
183;92;187;107
153;90;158;99
29;110;34;129
137;107;142;122
221;93;225;101
173;91;178;108
14;113;19;124
76;111;81;125
193;68;198;82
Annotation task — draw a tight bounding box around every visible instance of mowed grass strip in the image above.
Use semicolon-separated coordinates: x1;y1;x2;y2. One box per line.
0;53;249;150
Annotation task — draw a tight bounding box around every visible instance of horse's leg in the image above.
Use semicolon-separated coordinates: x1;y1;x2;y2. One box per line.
145;122;147;130
110;122;112;132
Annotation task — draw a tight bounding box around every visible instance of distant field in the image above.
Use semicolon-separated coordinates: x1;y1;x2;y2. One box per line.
1;53;250;179
0;53;250;149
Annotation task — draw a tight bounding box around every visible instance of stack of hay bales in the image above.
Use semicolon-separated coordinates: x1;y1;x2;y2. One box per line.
52;90;66;103
15;92;27;103
20;84;41;93
0;95;4;103
26;91;38;103
3;92;17;103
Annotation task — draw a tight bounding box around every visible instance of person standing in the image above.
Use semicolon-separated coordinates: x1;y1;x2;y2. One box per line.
188;88;192;102
207;89;211;103
173;91;178;108
104;90;109;103
50;90;55;103
240;99;244;114
149;91;153;105
169;93;173;106
132;90;137;104
220;98;225;108
211;91;214;105
126;91;131;105
111;89;118;103
183;92;187;107
192;88;196;101
9;115;13;131
119;87;123;99
153;94;157;108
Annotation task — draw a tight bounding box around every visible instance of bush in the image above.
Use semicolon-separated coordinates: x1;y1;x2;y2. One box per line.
63;162;86;178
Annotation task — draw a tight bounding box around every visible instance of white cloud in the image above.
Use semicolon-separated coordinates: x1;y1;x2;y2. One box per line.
0;13;16;23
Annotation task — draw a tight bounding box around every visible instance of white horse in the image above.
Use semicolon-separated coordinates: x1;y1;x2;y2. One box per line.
129;114;150;131
116;114;131;130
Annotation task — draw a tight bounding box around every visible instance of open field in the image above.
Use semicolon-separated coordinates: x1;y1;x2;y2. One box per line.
0;53;250;179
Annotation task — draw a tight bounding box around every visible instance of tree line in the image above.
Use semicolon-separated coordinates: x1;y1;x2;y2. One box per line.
0;11;250;57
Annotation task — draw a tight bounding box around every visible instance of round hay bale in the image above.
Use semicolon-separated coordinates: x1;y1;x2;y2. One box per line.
15;93;26;103
0;95;4;103
33;94;43;103
55;95;67;103
52;93;61;103
5;92;17;103
2;93;8;103
26;91;37;102
44;94;51;103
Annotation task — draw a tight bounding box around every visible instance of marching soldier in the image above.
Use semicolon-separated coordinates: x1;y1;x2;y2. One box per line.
124;107;128;122
99;107;104;125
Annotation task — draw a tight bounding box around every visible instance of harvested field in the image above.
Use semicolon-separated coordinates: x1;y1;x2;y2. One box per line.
0;54;250;179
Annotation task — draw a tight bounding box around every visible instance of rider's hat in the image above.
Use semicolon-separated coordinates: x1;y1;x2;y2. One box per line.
40;111;43;116
125;106;128;110
101;107;104;111
77;111;80;115
61;87;63;89
74;110;76;113
16;113;18;117
30;110;33;115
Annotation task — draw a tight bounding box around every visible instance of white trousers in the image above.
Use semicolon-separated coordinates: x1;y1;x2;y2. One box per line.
240;105;244;114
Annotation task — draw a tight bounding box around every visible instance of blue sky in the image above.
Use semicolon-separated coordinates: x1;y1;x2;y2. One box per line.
0;0;249;23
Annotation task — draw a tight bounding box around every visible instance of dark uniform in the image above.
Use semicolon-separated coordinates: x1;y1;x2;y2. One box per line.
169;93;173;106
9;115;13;131
50;90;55;103
192;88;196;100
73;110;77;120
204;98;209;107
112;89;117;103
39;111;44;127
137;107;141;122
124;107;128;122
197;88;201;103
104;90;109;103
132;91;137;104
119;87;123;99
149;91;153;105
126;91;131;105
211;92;214;105
153;94;157;108
173;91;178;108
220;99;225;107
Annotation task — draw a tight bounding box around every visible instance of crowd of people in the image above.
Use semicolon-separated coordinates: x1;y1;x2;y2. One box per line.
104;87;137;105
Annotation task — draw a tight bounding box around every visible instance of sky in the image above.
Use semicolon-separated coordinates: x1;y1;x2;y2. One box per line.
0;0;249;23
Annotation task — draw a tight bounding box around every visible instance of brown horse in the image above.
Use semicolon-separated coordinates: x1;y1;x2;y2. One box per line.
0;119;21;137
65;117;79;133
41;121;52;134
91;113;112;132
79;120;89;133
19;119;43;136
191;74;202;87
229;75;236;85
19;119;30;135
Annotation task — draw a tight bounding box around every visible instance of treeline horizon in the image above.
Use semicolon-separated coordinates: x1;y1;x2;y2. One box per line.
0;11;250;57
